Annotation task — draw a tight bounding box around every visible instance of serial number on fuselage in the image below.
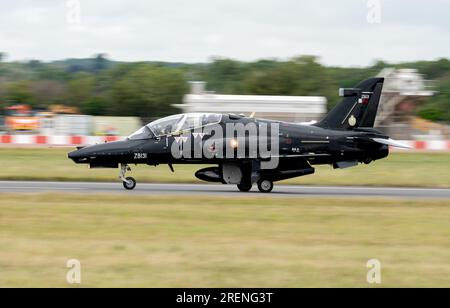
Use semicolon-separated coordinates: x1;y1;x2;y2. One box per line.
134;153;148;160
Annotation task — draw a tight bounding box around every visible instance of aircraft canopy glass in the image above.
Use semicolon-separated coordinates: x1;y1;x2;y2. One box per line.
128;113;222;140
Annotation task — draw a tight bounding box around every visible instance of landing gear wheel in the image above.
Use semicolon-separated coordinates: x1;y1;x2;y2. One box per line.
237;183;252;192
363;158;373;165
119;164;136;190
123;177;137;190
257;179;273;193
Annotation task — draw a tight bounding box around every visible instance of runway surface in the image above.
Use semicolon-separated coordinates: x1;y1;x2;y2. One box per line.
0;181;450;199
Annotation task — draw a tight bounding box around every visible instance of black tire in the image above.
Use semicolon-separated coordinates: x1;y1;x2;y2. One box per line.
123;177;137;190
363;158;373;165
237;183;252;192
257;179;273;193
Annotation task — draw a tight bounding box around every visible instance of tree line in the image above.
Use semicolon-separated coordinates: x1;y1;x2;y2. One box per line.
0;53;449;122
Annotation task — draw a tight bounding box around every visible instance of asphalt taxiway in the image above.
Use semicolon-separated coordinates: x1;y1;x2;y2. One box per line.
0;181;449;199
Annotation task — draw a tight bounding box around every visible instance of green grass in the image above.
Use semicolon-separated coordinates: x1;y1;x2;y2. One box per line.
0;148;449;187
0;194;449;288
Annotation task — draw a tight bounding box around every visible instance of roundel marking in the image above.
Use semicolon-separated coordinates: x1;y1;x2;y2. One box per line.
348;115;357;127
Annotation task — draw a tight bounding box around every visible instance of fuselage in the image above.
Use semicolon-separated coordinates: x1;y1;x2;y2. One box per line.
69;113;389;169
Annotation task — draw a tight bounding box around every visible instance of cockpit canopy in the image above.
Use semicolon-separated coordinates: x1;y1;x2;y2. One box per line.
128;113;222;140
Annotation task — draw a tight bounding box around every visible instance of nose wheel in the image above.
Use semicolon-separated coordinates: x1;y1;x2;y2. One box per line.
119;164;137;190
123;177;137;190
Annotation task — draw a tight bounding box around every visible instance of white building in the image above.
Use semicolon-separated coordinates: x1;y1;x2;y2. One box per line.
174;82;327;123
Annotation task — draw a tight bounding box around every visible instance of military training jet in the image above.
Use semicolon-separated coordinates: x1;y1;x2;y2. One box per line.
68;77;410;193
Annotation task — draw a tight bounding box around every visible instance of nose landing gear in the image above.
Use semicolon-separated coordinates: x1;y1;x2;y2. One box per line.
123;177;137;190
119;164;137;190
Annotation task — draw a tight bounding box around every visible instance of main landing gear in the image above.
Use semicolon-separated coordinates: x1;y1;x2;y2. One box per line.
236;179;274;193
257;179;274;193
120;164;137;190
237;182;252;192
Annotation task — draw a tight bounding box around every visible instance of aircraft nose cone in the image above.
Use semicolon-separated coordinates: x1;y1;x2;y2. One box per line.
68;147;90;162
68;140;134;164
68;149;83;161
68;150;80;159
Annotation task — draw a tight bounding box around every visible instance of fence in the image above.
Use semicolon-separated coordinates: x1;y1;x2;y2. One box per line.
0;135;122;147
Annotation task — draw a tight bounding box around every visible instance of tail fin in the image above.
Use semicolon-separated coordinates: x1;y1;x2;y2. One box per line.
316;77;384;130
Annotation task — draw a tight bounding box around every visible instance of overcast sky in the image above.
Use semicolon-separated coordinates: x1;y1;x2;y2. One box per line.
0;0;449;66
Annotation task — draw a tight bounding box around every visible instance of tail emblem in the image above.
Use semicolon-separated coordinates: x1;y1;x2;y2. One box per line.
359;94;371;105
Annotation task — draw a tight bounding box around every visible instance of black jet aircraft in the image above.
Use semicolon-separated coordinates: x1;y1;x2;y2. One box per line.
69;77;410;193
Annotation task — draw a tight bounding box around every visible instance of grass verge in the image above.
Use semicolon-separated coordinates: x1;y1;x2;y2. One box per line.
0;194;449;287
0;148;449;187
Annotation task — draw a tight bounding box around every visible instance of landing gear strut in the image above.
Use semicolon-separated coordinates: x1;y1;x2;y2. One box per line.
119;164;137;190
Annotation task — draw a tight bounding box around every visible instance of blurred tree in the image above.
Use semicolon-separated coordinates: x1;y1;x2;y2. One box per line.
0;77;6;114
93;53;109;72
67;64;84;74
0;52;6;63
398;58;450;80
28;60;43;70
31;80;66;108
66;73;96;107
243;64;297;95
0;54;448;122
291;56;331;95
6;81;34;105
419;78;450;122
110;64;187;117
34;64;68;81
81;96;109;116
371;59;390;71
418;104;442;122
243;56;337;107
203;58;246;93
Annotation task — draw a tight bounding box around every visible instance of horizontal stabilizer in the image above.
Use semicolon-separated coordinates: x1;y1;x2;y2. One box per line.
372;138;412;149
